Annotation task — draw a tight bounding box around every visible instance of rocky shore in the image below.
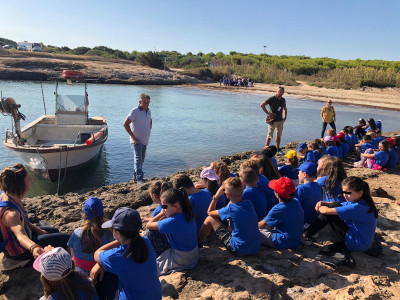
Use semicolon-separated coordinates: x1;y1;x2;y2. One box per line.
1;133;400;299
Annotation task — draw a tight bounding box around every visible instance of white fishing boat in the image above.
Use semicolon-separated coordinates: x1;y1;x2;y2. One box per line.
0;82;107;182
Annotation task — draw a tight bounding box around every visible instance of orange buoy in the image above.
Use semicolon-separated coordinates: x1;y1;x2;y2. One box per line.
86;128;106;145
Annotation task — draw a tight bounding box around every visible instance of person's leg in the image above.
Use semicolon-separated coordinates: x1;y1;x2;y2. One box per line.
146;229;170;257
198;216;222;243
275;121;284;150
321;122;328;138
32;232;70;249
95;271;119;300
141;145;147;166
39;226;59;234
265;123;276;147
132;143;144;181
259;224;276;248
330;122;336;131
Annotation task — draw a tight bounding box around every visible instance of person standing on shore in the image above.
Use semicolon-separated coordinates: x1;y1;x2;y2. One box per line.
260;87;287;155
320;100;336;138
123;94;152;184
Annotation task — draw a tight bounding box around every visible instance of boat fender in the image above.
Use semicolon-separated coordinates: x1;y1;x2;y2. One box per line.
86;128;106;145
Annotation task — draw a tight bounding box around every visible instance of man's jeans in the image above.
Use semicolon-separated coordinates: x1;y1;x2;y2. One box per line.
131;143;147;181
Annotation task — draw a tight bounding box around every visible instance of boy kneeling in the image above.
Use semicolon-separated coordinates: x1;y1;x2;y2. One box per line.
197;177;261;255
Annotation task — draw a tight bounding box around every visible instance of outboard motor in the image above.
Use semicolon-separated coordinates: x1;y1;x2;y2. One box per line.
0;97;26;140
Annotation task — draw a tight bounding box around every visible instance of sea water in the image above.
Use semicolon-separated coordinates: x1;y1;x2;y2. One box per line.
0;80;398;196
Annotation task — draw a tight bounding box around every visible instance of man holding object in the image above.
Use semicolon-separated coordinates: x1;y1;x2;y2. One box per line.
260;87;287;154
123;94;152;184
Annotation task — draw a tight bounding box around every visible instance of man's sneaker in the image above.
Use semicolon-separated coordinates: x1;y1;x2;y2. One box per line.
137;179;146;186
0;256;31;271
278;148;285;155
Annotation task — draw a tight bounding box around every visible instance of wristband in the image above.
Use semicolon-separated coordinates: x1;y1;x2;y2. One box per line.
29;243;41;254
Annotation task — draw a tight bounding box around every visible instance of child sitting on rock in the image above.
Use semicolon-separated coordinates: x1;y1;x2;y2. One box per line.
258;177;304;250
358;140;389;170
297;142;317;165
240;168;267;221
197;177;261;255
386;138;399;168
279;150;300;186
317;156;347;203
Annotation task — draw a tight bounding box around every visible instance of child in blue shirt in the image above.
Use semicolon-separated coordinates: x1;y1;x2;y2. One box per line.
304;176;378;267
296;162;322;225
240;167;268;221
279;150;300;186
386;138;399;168
147;189;198;275
260;146;279;171
258;177;304;250
317;156;346;203
297;142;317;165
360;140;389;170
93;207;162;299
324;137;339;158
198;177;261;255
173;174;213;233
310;140;325;162
200;167;226;209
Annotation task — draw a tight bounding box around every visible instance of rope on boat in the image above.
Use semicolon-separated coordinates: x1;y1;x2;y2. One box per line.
56;145;69;196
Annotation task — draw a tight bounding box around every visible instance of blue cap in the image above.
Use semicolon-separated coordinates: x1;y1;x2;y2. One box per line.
296;143;307;152
298;162;317;177
102;207;142;231
84;197;104;220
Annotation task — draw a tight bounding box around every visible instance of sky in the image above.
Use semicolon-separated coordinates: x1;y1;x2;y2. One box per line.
1;0;399;61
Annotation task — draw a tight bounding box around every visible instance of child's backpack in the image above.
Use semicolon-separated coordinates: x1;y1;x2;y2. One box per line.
0;201;22;252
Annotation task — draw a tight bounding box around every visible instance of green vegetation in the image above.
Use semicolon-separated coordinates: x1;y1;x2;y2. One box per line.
1;37;400;88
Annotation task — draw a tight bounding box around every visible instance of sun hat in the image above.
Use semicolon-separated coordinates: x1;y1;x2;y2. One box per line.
200;167;219;181
296;143;307;152
298;162;317;177
268;178;296;199
324;136;332;142
102;207;142;231
286;150;297;159
84;197;104;220
33;247;73;281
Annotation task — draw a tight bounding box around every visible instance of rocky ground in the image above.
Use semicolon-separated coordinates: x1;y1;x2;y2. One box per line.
1;132;400;299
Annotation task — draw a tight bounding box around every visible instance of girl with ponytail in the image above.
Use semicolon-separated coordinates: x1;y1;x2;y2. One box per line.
92;207;162;299
147;188;198;276
304;176;378;267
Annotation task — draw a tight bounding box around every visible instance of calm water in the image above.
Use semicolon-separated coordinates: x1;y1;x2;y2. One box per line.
1;80;399;196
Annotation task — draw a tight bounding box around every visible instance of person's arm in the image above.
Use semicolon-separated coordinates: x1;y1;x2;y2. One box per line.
123;118;139;144
258;219;267;229
3;210;44;258
361;153;374;158
283;106;287;121
146;210;166;230
318;205;338;215
260;101;273;117
93;240;120;262
29;223;47;235
332;107;336;122
207;195;220;218
91;240;120;283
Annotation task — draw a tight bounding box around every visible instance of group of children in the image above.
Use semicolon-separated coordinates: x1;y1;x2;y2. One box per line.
14;118;399;299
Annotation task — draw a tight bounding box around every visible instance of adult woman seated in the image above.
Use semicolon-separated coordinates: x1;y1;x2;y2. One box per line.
0;164;70;271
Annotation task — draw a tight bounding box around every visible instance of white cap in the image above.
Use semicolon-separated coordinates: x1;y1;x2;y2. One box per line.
33;247;73;281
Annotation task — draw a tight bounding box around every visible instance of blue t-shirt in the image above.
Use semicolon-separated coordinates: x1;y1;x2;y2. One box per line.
279;165;299;180
317;176;345;203
335;200;377;252
305;151;317;164
360;142;372;153
295;182;323;224
396;146;400;163
313;150;324;162
242;186;267;221
189;190;213;233
374;151;389;167
152;204;162;217
257;174;279;213
49;285;99;300
370;139;379;150
345;135;353;151
271;157;278;170
350;134;358;149
387;148;399;168
218;200;261;255
67;228;113;262
336;145;343;159
341;142;349;159
158;213;197;251
99;238;162;300
326;146;339;158
264;199;304;250
203;187;226;209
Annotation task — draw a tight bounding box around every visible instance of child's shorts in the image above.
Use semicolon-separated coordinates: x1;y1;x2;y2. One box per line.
215;224;235;253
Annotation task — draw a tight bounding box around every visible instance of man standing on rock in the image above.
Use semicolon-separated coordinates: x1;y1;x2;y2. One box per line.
123;93;152;184
260;87;287;155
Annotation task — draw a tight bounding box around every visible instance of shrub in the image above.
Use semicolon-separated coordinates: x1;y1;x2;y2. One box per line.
138;51;163;68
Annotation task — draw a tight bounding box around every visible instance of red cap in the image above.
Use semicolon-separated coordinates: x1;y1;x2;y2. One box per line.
337;132;345;140
268;178;296;199
386;137;395;145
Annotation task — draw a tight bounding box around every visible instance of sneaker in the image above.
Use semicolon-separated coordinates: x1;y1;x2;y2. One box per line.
0;256;31;271
301;237;313;246
137;179;146;186
317;251;355;268
278;148;285;155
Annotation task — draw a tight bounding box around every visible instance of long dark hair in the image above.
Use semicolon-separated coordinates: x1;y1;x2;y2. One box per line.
81;216;107;253
204;178;219;196
367;118;377;131
318;156;347;197
342;176;378;218
41;261;97;299
257;155;280;180
161;188;195;223
148;180;170;198
0;163;28;198
213;161;231;185
116;228;149;263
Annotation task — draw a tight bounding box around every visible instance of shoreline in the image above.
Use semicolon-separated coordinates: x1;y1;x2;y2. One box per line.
181;82;400;111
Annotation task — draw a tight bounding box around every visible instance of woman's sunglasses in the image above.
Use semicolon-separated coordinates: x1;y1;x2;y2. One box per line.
161;204;168;209
342;191;352;195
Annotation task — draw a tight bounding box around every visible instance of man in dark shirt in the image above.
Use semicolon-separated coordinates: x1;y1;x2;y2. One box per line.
260;87;287;154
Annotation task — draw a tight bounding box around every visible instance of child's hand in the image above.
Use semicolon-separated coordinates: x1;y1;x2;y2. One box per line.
142;217;150;223
90;263;105;284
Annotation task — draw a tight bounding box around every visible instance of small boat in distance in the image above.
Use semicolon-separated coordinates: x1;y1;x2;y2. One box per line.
62;70;83;80
0;81;107;182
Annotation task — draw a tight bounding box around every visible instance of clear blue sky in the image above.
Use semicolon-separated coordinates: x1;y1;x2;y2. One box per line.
1;0;399;61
